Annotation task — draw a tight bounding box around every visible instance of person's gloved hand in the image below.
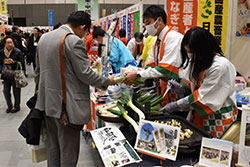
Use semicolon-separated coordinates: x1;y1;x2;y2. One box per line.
169;79;185;95
159;101;179;115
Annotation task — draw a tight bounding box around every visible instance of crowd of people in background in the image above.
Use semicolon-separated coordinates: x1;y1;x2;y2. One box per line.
0;4;239;166
0;26;49;114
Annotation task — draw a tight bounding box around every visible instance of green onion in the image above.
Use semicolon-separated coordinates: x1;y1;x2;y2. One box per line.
119;92;145;120
150;95;165;107
117;102;139;133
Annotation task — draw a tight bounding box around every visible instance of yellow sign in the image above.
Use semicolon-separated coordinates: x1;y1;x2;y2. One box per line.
0;0;7;15
198;0;228;54
0;0;7;21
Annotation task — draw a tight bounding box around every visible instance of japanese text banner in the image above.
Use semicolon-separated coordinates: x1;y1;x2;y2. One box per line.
0;0;7;21
198;0;229;53
167;0;198;34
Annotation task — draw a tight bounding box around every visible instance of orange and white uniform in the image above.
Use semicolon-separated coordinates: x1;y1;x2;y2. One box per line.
138;26;183;104
127;38;144;59
178;55;237;138
85;33;99;65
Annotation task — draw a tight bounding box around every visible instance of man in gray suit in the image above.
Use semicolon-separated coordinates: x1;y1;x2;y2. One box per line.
34;11;116;167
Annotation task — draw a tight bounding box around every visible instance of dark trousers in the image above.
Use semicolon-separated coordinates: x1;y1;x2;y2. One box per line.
3;79;21;109
32;60;36;71
44;115;80;167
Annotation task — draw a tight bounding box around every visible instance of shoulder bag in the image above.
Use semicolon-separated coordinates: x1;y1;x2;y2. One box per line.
59;33;84;130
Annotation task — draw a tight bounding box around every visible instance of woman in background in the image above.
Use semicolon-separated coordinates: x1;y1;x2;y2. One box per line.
0;36;25;113
93;26;137;73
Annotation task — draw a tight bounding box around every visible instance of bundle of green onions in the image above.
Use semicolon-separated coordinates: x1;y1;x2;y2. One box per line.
120;92;145;120
114;75;144;85
108;102;139;133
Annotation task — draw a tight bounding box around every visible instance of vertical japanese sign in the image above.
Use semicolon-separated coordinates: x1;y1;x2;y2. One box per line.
0;0;8;22
122;15;126;29
103;19;106;31
48;10;53;27
198;0;229;53
131;13;134;39
78;0;99;21
107;19;111;30
167;0;198;34
236;0;250;37
127;14;131;41
116;18;120;38
100;22;103;29
133;11;140;35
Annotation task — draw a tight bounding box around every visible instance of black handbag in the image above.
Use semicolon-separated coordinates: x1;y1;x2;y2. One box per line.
1;66;14;80
59;33;83;131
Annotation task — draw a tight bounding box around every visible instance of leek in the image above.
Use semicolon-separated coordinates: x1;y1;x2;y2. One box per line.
114;76;144;85
120;92;145;120
112;102;139;133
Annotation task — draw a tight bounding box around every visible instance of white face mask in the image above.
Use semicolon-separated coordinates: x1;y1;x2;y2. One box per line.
187;53;193;59
145;18;159;36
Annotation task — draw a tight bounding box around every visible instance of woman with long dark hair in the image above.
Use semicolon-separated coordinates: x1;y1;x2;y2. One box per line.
160;27;237;138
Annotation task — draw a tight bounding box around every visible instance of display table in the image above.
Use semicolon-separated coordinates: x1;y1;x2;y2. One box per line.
85;95;104;131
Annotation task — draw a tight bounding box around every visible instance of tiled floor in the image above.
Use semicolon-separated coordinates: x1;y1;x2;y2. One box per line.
0;65;103;167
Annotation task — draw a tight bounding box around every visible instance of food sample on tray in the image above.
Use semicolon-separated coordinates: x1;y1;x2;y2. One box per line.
154;119;193;141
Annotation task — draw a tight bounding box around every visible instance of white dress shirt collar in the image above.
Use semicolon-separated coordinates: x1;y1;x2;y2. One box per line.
63;24;75;34
158;26;170;41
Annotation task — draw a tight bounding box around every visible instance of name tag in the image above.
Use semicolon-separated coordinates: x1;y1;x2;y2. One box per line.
34;42;38;46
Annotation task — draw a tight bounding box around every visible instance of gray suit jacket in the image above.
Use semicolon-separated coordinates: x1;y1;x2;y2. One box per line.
35;25;110;125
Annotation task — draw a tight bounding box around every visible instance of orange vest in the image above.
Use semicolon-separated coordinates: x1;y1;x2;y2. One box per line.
153;27;174;105
133;42;143;59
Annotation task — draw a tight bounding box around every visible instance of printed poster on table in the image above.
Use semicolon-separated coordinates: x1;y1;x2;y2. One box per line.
199;137;233;167
236;0;250;37
166;0;198;33
90;126;142;167
198;0;229;54
135;120;180;161
238;106;250;166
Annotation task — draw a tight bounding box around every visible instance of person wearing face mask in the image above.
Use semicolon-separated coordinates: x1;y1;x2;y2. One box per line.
127;32;144;60
122;5;183;105
92;26;137;73
159;27;237;138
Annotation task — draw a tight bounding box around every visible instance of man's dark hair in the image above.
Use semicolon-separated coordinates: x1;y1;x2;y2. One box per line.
119;29;126;38
66;11;91;32
12;26;18;32
3;35;14;44
92;26;105;39
180;26;223;81
53;22;62;30
134;32;144;40
143;5;167;24
5;31;11;35
1;33;4;37
34;27;40;32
